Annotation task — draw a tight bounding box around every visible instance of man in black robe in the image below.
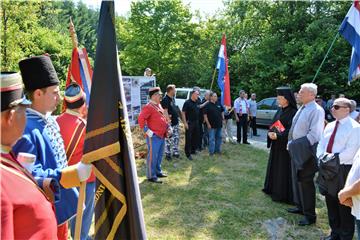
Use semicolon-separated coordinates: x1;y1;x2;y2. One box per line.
263;87;297;203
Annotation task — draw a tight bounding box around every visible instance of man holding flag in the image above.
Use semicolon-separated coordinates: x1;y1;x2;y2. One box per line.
339;0;360;84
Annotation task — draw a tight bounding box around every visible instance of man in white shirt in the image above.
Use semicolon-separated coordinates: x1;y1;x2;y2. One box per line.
234;90;250;144
248;93;259;136
339;149;360;240
317;98;360;240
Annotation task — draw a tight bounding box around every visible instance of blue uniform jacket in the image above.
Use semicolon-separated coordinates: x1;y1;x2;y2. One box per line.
13;109;78;225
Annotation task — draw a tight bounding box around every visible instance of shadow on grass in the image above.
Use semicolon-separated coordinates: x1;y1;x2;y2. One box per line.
138;143;330;239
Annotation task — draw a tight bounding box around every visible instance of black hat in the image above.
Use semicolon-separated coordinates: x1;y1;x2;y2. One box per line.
64;83;85;109
1;72;31;112
19;55;59;91
276;86;297;109
149;87;162;98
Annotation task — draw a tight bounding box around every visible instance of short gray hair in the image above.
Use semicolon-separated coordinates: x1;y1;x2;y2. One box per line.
301;83;318;96
204;90;211;96
239;90;245;95
350;100;357;112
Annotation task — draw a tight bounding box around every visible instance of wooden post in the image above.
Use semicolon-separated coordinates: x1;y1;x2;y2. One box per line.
74;181;87;240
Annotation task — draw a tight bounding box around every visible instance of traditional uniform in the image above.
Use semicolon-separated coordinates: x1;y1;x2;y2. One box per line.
57;83;95;240
1;72;57;239
138;87;169;182
12;56;86;240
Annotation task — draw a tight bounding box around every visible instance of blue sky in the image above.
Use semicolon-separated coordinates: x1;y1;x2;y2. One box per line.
83;0;225;16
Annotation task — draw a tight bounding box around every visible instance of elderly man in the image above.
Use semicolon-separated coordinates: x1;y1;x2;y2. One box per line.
287;83;325;226
1;72;58;239
350;100;360;122
234;90;250;144
317;98;360;240
248;93;259;136
201;90;211;148
138;87;169;183
12;56;92;240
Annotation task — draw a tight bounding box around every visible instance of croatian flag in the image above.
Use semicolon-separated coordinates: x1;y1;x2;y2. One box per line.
65;47;93;106
216;34;231;107
339;0;360;84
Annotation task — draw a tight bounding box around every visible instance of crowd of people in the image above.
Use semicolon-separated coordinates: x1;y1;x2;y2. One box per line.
263;83;360;240
2;55;360;239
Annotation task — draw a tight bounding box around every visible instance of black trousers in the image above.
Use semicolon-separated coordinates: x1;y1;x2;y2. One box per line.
185;121;199;157
296;156;318;220
236;113;248;143
249;116;257;135
325;165;354;240
198;120;204;150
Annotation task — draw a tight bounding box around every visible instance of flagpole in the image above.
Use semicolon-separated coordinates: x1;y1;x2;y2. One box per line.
311;31;339;83
70;17;87;240
210;67;217;91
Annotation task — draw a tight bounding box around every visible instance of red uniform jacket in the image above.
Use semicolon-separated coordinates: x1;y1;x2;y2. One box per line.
138;102;169;138
1;151;57;240
56;110;95;182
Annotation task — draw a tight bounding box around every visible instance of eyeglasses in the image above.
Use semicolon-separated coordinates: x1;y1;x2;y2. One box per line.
332;105;348;110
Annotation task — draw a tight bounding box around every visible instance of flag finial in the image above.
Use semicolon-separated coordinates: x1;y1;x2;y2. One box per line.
69;17;78;49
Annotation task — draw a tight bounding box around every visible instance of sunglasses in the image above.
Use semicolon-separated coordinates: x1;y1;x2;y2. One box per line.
332;105;348;110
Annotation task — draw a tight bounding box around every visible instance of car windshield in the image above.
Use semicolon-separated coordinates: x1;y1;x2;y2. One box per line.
176;90;188;99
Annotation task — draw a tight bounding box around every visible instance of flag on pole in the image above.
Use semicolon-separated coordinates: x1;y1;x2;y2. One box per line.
65;19;93;106
339;0;360;84
216;34;231;107
82;1;146;239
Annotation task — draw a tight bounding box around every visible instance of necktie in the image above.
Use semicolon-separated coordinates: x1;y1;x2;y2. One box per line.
288;105;305;141
326;121;339;153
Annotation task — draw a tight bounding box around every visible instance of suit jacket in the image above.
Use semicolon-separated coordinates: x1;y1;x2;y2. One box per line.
289;136;318;171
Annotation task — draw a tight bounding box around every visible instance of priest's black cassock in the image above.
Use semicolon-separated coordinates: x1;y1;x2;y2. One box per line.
263;87;297;204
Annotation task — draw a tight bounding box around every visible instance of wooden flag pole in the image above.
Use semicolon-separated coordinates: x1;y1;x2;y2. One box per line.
74;181;87;240
70;17;87;240
210;67;217;91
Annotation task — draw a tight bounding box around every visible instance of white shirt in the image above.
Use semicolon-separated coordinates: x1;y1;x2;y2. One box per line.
344;149;360;219
248;99;257;116
234;98;249;114
317;116;360;165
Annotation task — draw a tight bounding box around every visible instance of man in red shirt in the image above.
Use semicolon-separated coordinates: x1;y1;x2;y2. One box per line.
1;72;58;239
138;87;169;183
57;83;95;240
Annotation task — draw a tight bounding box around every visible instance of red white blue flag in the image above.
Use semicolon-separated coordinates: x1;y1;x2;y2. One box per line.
65;48;93;106
339;0;360;84
216;34;231;107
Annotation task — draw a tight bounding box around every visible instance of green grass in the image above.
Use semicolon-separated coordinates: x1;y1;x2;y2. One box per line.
137;143;333;239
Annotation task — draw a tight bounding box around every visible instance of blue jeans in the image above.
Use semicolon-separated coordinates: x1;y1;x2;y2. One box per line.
146;135;165;179
208;128;222;154
70;182;95;240
356;220;360;240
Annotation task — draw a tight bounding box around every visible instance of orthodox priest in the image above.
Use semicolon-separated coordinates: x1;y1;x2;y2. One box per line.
263;87;297;203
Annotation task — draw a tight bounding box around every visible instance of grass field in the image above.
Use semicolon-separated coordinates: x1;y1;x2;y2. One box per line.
137;143;334;240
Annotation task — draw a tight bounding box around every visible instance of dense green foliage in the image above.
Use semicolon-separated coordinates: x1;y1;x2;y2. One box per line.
1;0;359;100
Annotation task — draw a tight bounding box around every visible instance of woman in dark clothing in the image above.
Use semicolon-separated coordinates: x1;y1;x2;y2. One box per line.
263;87;298;204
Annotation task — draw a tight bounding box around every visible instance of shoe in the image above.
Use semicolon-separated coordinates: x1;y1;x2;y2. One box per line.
287;207;303;214
173;154;180;158
322;235;339;240
157;173;167;178
298;217;316;226
243;142;251;145
165;155;172;161
187;155;193;161
148;178;163;184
